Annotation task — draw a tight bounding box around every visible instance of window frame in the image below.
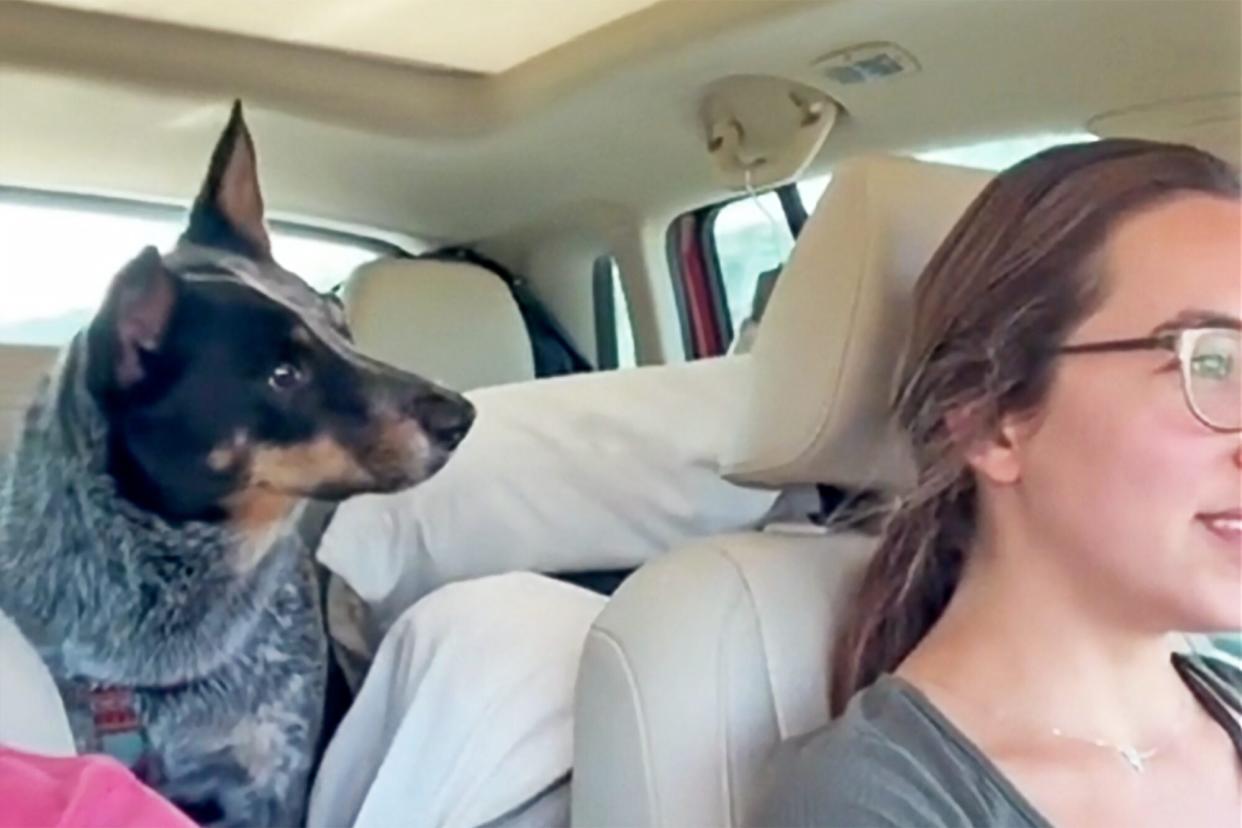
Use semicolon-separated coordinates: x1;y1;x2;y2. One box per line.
667;206;731;359
676;181;805;357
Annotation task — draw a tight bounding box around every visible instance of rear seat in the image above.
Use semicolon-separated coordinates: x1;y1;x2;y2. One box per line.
342;258;536;391
570;155;991;828
0;345;58;455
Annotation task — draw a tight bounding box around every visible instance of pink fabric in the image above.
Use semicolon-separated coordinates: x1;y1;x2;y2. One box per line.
0;746;195;828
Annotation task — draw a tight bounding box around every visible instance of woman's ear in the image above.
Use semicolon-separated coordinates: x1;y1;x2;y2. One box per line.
945;405;1025;485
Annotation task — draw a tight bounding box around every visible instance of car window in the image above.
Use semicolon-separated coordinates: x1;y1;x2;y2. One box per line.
796;173;833;214
0;193;394;346
593;256;637;370
708;173;830;346
792;132;1093;215
710;192;794;336
913;131;1097;169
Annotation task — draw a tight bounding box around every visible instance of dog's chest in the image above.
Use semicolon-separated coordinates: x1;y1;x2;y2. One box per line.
54;563;329;822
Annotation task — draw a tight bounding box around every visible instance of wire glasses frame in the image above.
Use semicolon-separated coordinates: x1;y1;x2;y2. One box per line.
1059;326;1240;433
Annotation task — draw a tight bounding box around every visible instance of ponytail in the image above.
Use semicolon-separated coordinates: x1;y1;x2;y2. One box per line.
828;475;973;717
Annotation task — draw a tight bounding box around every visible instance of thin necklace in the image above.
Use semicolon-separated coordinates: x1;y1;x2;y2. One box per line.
912;675;1194;774
1046;728;1159;773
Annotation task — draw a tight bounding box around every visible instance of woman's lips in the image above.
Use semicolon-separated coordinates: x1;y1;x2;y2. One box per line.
1198;510;1242;545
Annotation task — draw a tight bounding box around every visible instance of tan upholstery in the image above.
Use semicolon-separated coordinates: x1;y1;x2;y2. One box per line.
571;157;992;828
573;532;872;827
342;258;535;392
0;345;58;454
724;156;991;491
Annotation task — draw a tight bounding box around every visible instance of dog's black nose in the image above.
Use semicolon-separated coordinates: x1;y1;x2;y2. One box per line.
408;392;475;450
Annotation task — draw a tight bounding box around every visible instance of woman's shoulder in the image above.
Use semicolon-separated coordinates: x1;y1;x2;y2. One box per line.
747;678;987;828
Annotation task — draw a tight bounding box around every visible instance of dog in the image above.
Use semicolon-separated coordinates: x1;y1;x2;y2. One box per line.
0;102;475;826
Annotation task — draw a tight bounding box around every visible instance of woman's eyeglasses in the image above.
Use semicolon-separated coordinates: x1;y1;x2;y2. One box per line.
1059;326;1240;433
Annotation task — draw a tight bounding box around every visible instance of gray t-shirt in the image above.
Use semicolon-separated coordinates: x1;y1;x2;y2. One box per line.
749;653;1241;827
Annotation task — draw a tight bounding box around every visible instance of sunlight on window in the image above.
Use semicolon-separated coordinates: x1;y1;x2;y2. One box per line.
0;198;385;346
795;133;1093;215
913;132;1098;170
796;174;833;213
274;234;384;292
610;261;637;369
712;192;792;334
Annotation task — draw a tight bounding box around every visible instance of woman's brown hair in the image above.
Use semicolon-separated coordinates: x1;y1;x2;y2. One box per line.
828;139;1240;717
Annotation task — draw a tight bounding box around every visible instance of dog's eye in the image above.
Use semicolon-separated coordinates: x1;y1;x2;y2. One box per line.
268;363;304;391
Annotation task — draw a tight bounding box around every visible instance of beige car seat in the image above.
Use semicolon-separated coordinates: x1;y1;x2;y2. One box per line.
571;156;991;827
343;258;536;392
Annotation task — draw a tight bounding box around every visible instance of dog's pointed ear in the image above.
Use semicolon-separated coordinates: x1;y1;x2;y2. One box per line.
87;246;180;396
183;100;272;260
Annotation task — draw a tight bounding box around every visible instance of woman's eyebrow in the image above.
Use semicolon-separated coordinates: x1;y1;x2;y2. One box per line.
1153;309;1242;333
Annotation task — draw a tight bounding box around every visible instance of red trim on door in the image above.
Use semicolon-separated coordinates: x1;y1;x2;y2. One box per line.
676;215;726;357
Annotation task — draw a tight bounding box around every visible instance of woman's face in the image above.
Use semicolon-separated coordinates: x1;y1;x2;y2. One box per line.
1007;193;1240;633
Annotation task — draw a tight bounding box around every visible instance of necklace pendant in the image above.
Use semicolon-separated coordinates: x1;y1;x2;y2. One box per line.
1118;745;1154;773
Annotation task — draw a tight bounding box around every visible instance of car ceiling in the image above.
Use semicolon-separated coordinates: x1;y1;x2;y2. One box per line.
25;0;668;74
0;0;1238;243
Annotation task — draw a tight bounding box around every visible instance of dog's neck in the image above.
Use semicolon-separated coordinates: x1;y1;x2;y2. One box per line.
0;336;308;687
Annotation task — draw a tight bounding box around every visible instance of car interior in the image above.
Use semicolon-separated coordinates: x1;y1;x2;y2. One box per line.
1;0;1239;826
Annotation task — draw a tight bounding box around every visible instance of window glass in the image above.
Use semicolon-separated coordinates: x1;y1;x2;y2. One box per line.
0;194;391;346
593;257;636;369
711;192;793;336
612;263;637;369
796;173;833;214
912;132;1097;170
793;131;1094;214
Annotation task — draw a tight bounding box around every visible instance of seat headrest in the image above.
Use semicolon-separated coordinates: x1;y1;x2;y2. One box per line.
342;259;535;392
724;156;992;490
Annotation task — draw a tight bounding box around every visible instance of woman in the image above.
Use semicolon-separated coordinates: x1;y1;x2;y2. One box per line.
751;140;1240;827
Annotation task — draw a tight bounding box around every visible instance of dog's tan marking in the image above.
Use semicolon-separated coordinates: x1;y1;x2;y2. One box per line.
225;488;299;573
229;488;298;533
207;429;250;472
363;415;434;483
248;436;372;492
225;436;367;571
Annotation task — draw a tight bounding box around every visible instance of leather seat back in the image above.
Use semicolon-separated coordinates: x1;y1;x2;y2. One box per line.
343;258;535;391
571;156;992;827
